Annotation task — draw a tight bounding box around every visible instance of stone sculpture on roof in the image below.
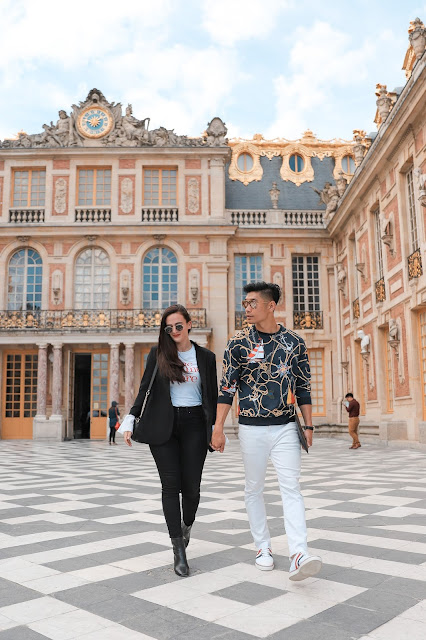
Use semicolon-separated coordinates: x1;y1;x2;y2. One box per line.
312;182;340;221
0;89;228;149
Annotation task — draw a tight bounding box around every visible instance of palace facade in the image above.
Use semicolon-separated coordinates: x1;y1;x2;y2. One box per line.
0;20;425;445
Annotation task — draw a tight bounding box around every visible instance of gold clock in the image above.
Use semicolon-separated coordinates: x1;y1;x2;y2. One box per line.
77;106;113;139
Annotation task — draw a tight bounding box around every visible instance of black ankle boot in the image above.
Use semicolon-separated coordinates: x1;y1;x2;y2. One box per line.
171;537;189;577
181;521;192;548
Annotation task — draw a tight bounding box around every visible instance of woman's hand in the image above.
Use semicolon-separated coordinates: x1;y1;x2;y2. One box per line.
123;431;132;447
211;427;226;453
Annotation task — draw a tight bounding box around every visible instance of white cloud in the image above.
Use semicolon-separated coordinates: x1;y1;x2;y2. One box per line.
265;21;375;138
202;0;292;46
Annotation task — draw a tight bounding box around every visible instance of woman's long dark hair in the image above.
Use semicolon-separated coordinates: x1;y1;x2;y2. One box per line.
157;304;192;382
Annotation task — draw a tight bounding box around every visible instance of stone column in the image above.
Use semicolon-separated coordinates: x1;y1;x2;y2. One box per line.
124;343;135;412
109;342;120;404
51;343;63;416
36;343;48;417
210;156;226;220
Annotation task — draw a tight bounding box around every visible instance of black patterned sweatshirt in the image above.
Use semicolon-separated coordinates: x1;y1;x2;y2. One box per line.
218;324;311;425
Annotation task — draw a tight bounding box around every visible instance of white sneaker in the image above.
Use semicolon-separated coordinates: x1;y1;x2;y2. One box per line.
289;553;322;581
255;548;274;571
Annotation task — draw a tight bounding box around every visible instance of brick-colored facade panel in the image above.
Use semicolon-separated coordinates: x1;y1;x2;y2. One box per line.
185;262;203;308
415;128;424;155
49;263;65;310
389;269;404;299
271;265;286;310
0;161;4;171
117;263;134;309
119;159;136;169
53;158;70;170
185;159;201;169
199;241;210;254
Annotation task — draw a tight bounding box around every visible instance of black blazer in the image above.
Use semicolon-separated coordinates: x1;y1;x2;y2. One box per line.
129;342;218;446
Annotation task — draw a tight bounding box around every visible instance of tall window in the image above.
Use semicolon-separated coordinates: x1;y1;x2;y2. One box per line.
143;169;177;206
74;248;110;309
235;256;263;311
143;248;178;309
419;312;426;419
7;249;42;311
292;256;320;312
12;170;46;207
77;169;111;206
407;169;418;252
308;349;325;415
374;209;384;279
351;238;359;298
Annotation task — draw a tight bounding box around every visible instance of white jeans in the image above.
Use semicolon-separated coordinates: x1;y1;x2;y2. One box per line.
238;422;308;558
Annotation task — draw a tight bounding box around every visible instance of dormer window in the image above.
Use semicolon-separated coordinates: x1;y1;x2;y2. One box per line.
237;153;254;172
289;153;304;173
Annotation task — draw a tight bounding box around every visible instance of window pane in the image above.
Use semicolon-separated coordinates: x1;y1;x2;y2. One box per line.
234;255;263;311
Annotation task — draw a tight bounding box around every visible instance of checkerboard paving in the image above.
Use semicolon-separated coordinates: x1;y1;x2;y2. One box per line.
0;438;425;639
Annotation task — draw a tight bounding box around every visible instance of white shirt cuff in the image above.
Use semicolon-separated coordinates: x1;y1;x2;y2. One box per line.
117;414;136;434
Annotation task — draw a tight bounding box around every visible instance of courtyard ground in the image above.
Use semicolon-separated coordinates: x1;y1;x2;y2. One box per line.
0;437;425;640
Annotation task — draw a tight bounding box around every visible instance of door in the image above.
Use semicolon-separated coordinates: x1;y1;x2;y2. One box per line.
2;352;38;439
91;352;109;439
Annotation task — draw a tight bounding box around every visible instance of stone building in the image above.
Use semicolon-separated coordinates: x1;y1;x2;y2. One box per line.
0;20;425;445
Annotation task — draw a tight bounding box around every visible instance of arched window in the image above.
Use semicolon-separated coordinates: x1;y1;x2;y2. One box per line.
143;248;178;309
342;155;355;174
7;249;42;311
237;153;254;172
289;154;304;173
74;248;110;309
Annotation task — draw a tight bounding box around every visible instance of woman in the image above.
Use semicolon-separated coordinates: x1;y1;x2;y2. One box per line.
118;304;218;577
108;401;120;445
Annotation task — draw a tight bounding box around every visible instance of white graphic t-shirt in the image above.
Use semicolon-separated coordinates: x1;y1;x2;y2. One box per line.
170;344;202;407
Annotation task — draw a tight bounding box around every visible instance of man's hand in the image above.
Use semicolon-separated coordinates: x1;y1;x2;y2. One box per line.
211;428;226;453
123;431;132;447
305;429;313;448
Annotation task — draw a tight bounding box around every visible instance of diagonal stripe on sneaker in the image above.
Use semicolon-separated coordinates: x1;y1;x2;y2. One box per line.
289;553;322;581
255;547;274;571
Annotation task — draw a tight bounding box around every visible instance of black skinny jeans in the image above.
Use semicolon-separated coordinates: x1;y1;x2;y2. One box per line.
109;426;116;442
150;406;208;539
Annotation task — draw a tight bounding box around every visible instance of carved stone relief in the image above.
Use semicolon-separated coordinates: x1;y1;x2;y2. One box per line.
54;178;67;214
0;88;228;149
189;268;200;305
51;269;63;306
187;177;200;214
120;270;131;306
120;178;133;214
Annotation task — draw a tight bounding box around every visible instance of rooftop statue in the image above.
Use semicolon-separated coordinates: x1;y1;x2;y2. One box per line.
0;89;228;149
312;182;340;220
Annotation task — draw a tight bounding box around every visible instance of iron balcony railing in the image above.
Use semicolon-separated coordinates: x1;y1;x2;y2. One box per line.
0;308;207;332
375;277;386;303
408;248;423;280
293;310;323;330
235;311;249;330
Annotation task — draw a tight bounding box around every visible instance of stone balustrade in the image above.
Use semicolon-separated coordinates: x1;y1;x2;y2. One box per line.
226;209;324;228
9;209;45;223
141;207;179;223
75;208;111;223
0;308;207;332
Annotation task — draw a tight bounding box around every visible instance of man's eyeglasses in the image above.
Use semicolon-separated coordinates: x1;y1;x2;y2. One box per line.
164;323;184;334
242;299;269;310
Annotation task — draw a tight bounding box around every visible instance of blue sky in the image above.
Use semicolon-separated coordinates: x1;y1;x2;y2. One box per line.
0;0;424;142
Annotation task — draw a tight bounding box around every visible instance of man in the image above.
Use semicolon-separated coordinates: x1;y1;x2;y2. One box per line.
211;282;322;581
343;393;361;449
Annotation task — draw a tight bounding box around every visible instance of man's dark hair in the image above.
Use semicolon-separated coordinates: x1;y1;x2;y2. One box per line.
345;393;354;399
243;281;281;305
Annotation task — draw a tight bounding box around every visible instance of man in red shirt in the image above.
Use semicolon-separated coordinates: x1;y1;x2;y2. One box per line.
344;393;361;449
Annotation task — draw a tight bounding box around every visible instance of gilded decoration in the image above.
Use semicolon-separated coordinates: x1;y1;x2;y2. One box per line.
293;310;323;330
375;277;386;303
408;248;423;279
353;298;360;320
228;130;369;188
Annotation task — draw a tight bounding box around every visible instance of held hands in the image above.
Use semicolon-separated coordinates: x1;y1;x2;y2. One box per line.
211;427;226;453
123;431;132;447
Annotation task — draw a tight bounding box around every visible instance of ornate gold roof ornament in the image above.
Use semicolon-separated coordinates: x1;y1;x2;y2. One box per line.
228;130;369;186
403;18;425;79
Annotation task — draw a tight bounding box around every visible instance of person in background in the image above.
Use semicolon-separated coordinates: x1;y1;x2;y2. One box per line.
118;304;218;577
343;393;361;449
108;401;120;445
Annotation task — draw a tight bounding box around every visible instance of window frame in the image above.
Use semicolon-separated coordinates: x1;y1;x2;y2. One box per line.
308;348;326;416
142;246;178;309
407;168;419;253
236;153;254;173
142;167;178;207
374;208;384;279
7;248;43;311
11;168;46;207
234;255;263;312
76;167;112;207
289;153;305;174
291;255;321;312
74;247;110;310
341;155;356;174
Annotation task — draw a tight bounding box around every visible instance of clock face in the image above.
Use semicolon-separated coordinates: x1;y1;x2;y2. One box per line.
77;107;113;139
